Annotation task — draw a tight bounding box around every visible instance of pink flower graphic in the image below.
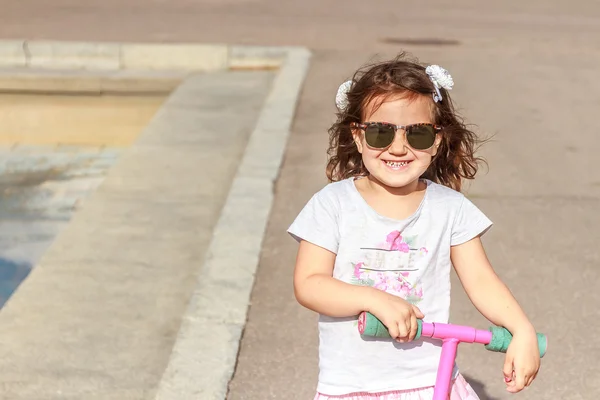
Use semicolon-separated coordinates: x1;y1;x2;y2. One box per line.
415;287;423;298
374;280;388;291
385;230;403;250
399;285;411;297
350;229;426;303
373;272;389;291
353;262;364;279
385;230;411;253
398;242;410;253
391;280;404;293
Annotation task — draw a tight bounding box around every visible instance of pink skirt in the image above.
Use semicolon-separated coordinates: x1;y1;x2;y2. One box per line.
314;374;479;400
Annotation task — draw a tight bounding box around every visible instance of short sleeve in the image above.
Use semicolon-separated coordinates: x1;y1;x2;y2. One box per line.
451;196;493;246
287;189;340;254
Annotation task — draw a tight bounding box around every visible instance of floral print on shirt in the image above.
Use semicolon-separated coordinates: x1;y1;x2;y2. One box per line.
350;230;427;304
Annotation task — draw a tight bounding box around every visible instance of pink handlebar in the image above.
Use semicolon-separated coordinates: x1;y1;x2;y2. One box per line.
420;320;492;344
358;312;547;358
358;312;546;400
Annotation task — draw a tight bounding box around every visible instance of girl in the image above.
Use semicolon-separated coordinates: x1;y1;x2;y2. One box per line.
288;54;541;399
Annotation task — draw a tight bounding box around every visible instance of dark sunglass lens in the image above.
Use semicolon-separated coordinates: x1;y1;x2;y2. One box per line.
365;124;395;148
406;125;436;150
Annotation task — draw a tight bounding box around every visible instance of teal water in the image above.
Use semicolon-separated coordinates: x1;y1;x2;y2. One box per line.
0;145;120;307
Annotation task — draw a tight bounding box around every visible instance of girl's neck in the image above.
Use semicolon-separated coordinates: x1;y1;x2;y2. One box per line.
355;175;427;220
364;175;421;197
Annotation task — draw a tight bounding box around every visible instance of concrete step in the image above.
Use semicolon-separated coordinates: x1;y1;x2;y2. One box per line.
0;68;186;94
0;69;275;400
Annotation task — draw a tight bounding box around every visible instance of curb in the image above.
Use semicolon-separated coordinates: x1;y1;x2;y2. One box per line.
0;40;288;72
152;47;310;400
0;68;186;94
0;40;292;93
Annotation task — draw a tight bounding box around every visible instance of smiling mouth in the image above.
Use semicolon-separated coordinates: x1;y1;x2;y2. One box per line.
384;160;411;169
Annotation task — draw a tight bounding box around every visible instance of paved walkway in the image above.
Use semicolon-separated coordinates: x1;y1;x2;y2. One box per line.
1;2;599;399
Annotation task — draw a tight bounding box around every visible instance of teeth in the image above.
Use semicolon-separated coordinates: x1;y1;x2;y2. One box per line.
386;161;408;167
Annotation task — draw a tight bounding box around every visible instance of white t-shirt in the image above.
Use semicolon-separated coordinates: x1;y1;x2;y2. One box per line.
288;178;493;395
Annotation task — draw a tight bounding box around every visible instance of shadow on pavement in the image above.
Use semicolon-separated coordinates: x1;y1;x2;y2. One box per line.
463;374;500;400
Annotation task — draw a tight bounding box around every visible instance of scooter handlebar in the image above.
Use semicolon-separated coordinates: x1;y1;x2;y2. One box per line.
358;312;547;358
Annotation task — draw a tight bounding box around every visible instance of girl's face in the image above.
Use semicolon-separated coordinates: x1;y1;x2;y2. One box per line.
353;94;441;192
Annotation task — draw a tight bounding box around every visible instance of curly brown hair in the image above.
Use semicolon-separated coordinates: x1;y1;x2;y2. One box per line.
326;53;485;192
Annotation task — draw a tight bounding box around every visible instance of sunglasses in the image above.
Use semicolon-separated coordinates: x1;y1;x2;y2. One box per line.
351;122;442;150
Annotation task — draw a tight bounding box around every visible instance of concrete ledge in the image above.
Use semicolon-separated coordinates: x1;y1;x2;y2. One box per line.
26;41;121;70
153;47;311;400
0;40;288;72
0;41;295;93
229;45;289;69
0;40;26;68
121;43;229;71
0;68;187;94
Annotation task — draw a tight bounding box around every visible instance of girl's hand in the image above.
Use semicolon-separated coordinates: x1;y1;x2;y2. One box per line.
368;289;424;343
503;327;541;393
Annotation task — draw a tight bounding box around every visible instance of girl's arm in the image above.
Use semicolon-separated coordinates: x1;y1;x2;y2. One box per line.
450;237;533;333
451;236;540;393
294;240;423;340
293;240;377;317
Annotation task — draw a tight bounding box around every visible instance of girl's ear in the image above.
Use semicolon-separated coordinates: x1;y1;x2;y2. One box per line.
352;129;364;154
431;133;442;157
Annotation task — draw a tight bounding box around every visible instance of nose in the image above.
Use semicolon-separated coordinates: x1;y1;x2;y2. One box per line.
387;129;408;155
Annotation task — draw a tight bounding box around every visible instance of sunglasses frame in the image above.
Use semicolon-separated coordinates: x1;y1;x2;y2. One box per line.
350;122;442;150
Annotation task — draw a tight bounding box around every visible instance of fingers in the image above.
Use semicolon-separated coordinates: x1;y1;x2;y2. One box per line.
511;371;526;393
396;307;422;343
524;373;533;388
396;319;410;342
408;313;418;341
506;369;532;393
526;370;538;387
504;354;539;393
503;359;514;386
412;305;424;319
523;365;539;388
386;320;400;339
381;299;425;343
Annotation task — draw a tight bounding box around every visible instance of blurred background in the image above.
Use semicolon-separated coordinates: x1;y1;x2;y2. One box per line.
0;1;598;399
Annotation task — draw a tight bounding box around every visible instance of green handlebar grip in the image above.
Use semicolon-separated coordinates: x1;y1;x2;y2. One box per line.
486;326;548;358
360;312;422;340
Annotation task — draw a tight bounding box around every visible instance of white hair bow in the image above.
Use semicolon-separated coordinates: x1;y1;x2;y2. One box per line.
425;65;454;103
335;80;353;112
